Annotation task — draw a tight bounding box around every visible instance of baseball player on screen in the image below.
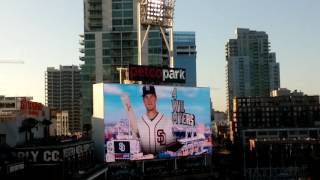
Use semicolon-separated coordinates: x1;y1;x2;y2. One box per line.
135;85;177;154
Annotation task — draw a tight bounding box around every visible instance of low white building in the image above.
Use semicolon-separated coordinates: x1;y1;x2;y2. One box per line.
0;96;50;147
50;110;69;136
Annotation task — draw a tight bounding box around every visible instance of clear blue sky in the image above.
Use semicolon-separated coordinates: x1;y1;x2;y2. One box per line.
0;0;319;111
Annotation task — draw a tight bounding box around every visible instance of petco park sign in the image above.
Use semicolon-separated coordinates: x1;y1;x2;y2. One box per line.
129;64;186;83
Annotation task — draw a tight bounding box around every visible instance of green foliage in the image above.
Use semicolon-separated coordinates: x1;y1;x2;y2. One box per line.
19;117;38;143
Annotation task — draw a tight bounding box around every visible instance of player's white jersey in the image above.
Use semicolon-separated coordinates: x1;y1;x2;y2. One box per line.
137;112;176;154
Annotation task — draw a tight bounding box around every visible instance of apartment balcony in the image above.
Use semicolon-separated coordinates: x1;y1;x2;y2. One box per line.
79;56;85;61
88;0;102;4
79;39;84;45
89;14;102;19
80;64;87;69
89;22;102;28
89;6;102;11
79;48;85;54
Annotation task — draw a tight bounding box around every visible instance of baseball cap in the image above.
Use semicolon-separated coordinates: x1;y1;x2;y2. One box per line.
142;85;156;97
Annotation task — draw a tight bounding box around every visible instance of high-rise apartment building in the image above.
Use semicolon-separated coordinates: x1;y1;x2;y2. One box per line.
226;28;280;118
80;0;169;125
45;65;81;133
234;93;320;129
233;90;320;178
173;31;197;87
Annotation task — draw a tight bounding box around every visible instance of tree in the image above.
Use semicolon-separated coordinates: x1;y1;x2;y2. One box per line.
19;117;38;143
19;125;27;143
83;123;92;137
42;118;52;139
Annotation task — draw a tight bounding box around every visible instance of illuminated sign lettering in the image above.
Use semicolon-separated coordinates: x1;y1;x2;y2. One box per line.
171;88;195;126
129;64;186;83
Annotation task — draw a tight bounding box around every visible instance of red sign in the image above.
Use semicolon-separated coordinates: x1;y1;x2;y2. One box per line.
20;99;43;117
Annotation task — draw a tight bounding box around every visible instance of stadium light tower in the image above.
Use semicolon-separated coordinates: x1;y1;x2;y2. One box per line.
137;0;175;67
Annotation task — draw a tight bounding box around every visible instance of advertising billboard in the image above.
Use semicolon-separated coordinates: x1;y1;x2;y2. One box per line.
103;83;212;162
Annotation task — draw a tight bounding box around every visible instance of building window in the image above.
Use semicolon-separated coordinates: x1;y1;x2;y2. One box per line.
85;49;95;56
123;2;133;9
85;41;95;48
123;18;133;25
112;3;122;10
103;57;111;64
123;10;133;17
85;34;95;40
112;19;122;26
112;11;122;18
102;33;111;39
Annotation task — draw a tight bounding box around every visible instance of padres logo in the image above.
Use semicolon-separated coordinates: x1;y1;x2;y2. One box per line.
119;142;126;152
157;129;166;145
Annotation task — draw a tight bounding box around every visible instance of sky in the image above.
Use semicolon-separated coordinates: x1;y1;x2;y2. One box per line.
0;0;320;111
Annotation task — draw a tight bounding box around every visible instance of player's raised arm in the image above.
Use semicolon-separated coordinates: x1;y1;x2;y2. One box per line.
120;93;140;139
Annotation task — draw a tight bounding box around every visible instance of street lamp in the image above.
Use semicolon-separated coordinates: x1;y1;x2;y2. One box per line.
137;0;175;67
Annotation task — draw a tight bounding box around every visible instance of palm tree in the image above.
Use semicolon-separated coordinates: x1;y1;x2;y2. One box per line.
19;117;38;143
19;125;27;143
83;123;92;137
42;118;52;139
